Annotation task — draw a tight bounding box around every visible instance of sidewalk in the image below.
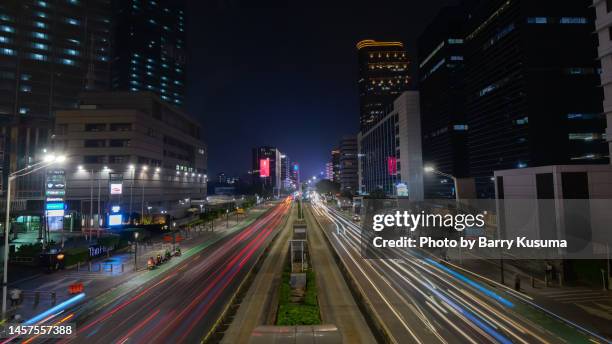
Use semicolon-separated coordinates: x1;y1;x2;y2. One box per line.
448;255;612;340
7;206;267;322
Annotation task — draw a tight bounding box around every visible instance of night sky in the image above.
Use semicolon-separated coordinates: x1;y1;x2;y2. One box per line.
185;0;456;179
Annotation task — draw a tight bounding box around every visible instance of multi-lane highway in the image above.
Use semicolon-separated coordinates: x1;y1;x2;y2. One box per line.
309;195;607;344
10;198;291;344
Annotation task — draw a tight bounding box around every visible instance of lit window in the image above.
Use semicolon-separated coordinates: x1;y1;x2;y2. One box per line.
527;17;547;24
33;32;48;39
1;25;14;33
560;17;587;24
65;48;78;55
20;85;31;92
61;58;75;65
34;21;46;29
67;38;80;45
68;0;79;4
450;55;463;61
36;12;47;18
19;107;29;114
569;133;604;141
517;162;527;168
0;14;10;21
37;1;48;7
448;38;463;44
514;117;528;125
567;113;601;120
453;124;468;131
29;53;46;60
0;36;9;43
1;48;15;55
32;43;48;50
66;18;79;25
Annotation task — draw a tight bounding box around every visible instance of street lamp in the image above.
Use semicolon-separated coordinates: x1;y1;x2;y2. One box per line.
3;153;66;320
424;165;458;200
134;231;139;271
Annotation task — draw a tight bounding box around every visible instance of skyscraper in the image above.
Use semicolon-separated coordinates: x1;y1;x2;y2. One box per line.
358;92;424;199
339;135;358;194
252;146;281;195
463;0;607;197
418;5;470;198
330;147;340;182
356;39;410;132
111;0;186;107
0;0;111;199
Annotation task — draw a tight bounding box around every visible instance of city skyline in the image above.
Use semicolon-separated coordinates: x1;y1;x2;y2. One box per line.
184;1;456;178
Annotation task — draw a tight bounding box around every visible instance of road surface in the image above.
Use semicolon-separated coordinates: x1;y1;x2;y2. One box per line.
309;196;608;344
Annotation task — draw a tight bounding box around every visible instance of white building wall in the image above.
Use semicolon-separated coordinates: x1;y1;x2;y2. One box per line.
397;91;424;200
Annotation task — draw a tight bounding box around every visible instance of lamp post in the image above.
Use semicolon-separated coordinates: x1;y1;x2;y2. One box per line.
133;231;139;271
226;209;229;228
424;166;458;200
3;153;66;320
141;166;148;223
128;164;135;223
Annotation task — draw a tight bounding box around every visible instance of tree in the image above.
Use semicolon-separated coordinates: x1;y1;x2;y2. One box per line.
315;179;340;195
366;187;386;199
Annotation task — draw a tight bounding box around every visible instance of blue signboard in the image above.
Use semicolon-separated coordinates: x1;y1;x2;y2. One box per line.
45;202;65;211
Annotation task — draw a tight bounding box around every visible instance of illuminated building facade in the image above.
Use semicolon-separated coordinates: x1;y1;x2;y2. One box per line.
357;39;410;132
252;146;281;194
358;91;423;199
0;0;111;210
54;91;207;222
331;147;341;182
339;135;358;194
112;0;186;107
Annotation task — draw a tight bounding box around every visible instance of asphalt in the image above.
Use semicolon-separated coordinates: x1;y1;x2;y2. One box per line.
309;198;608;344
5;199;291;344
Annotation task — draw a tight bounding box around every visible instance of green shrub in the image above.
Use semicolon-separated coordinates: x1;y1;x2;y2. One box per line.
14;243;43;257
64;247;90;266
98;236;120;248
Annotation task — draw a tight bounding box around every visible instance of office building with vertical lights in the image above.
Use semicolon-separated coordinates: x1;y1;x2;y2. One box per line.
358;91;424;199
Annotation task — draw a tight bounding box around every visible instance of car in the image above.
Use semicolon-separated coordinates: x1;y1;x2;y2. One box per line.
352;214;360;222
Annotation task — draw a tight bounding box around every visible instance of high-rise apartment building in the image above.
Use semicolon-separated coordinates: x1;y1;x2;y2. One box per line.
0;0;112;204
111;0;186;107
356;39;410;133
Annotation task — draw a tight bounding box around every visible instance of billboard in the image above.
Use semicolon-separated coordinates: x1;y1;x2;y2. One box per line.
108;214;122;226
260;158;270;178
110;183;123;195
387;156;397;175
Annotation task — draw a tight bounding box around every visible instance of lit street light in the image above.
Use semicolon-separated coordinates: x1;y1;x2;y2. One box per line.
424;165;458;200
3;153;66;320
134;231;139;271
